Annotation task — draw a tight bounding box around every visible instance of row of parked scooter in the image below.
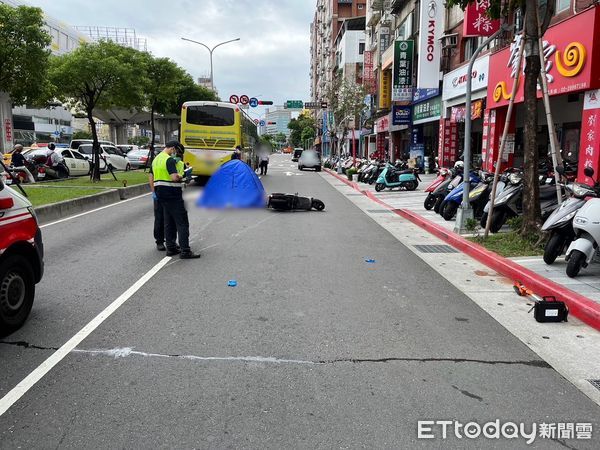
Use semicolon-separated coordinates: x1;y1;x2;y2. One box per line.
423;160;600;278
323;156;422;191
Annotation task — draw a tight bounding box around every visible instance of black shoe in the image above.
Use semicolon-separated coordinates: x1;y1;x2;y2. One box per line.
180;251;201;259
156;243;166;251
166;248;181;256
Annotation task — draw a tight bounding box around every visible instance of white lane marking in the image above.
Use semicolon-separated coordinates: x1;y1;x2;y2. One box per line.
40;192;151;228
74;347;315;365
0;256;171;417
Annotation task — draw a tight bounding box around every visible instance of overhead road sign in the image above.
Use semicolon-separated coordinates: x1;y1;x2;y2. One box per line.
285;100;303;109
249;97;258;107
229;95;239;104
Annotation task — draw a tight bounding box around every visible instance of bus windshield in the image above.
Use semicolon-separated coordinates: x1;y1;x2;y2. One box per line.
186;105;234;126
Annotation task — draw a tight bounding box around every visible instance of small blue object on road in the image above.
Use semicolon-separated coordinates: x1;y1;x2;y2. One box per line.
228;280;237;287
365;259;376;264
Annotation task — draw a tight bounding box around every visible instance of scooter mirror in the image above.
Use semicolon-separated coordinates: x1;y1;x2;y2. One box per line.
584;166;594;178
555;165;565;175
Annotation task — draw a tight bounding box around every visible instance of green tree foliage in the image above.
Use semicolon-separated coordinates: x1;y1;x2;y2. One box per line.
325;75;367;155
274;132;287;146
0;4;51;105
288;113;316;147
72;130;93;140
49;41;145;180
170;76;219;115
139;55;188;156
301;127;316;148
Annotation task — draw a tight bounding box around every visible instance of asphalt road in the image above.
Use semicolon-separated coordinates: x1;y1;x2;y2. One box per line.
0;154;598;449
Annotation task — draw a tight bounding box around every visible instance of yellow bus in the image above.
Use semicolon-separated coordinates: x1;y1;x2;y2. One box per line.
180;101;258;176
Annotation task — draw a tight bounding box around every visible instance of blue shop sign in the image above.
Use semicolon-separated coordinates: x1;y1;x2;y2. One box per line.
413;88;439;103
392;105;412;126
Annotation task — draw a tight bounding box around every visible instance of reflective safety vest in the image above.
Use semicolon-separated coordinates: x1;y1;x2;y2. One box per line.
152;151;182;189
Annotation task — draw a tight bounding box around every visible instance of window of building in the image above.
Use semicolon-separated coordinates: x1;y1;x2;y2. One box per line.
556;0;570;13
359;42;365;55
358;4;364;9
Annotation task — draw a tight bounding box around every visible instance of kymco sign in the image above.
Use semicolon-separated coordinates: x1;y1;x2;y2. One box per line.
417;0;443;89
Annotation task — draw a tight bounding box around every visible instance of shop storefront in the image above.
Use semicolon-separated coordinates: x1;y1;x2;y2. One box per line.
485;6;600;179
412;95;441;170
373;114;390;160
390;105;411;161
441;54;490;167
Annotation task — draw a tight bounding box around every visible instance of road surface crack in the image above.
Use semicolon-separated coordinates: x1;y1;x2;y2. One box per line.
0;341;58;351
0;342;552;369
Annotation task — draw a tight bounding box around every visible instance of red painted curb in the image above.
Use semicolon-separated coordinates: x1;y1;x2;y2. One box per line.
324;168;600;332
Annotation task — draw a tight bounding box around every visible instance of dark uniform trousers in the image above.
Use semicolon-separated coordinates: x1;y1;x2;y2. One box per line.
153;199;164;245
162;197;190;252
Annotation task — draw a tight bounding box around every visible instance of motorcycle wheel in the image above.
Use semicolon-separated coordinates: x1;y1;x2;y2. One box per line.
406;180;418;191
433;197;444;214
442;202;458;221
490;209;507;233
375;183;385;192
543;233;565;265
423;194;436;210
480;212;488;229
312;199;325;211
566;249;586;278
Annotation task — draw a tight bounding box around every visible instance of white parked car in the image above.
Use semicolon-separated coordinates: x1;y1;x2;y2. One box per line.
57;149;91;176
77;144;131;171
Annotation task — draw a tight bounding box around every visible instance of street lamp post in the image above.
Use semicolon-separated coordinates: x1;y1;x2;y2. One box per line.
181;37;241;91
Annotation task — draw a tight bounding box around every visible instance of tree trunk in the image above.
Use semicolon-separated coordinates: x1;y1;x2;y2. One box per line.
521;3;542;236
87;108;101;182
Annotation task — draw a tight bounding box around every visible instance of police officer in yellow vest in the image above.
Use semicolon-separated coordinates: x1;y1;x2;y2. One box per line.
152;141;200;259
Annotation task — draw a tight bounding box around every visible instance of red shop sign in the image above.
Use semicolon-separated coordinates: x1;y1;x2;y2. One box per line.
464;1;500;37
376;115;390;133
4;119;12;142
487;6;600;108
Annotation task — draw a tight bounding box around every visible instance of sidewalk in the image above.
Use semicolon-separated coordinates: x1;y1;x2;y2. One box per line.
357;172;600;306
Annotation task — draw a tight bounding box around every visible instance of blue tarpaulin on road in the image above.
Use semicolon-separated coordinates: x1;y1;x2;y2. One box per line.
197;160;266;208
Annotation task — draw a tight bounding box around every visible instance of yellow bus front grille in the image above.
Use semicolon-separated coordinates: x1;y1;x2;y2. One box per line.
184;137;236;148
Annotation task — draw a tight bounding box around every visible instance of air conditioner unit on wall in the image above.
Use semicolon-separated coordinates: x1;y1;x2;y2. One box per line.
441;34;458;49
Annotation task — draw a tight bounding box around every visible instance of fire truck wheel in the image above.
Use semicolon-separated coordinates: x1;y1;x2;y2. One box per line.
0;255;35;336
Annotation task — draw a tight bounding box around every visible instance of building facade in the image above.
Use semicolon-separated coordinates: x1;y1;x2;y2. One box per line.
265;107;292;138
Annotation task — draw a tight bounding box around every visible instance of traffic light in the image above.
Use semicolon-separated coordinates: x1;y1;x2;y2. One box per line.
258;100;273;105
267;121;277;125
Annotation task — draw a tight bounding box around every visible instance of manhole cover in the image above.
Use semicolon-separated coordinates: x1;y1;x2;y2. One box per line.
588;379;600;391
414;244;459;254
367;209;392;213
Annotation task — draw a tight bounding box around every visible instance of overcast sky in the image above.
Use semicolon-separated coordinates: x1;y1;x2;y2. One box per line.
24;0;314;119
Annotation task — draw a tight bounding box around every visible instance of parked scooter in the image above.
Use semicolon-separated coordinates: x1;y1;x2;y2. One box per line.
468;171;495;218
423;167;452;210
542;180;597;264
429;162;464;213
375;162;420;192
481;168;564;233
440;171;482;221
564;167;600;277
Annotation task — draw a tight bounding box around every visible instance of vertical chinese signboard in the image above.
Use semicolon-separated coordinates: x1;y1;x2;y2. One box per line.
392;40;414;103
379;70;392;110
464;0;501;37
363;50;376;94
4;119;12;143
438;119;458;168
579;89;600;184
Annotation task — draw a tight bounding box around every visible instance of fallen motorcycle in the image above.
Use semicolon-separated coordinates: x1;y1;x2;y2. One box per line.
267;193;325;211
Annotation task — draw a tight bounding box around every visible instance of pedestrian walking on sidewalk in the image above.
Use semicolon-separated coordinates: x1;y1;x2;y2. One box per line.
151;140;200;259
